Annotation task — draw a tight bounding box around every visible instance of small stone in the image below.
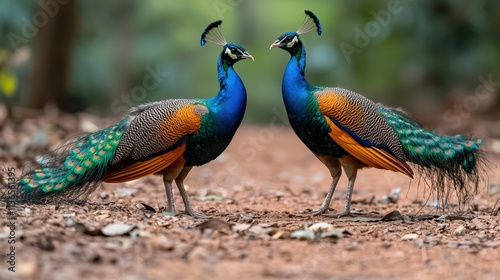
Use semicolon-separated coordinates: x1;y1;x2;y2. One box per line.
17;259;38;277
101;223;136;236
437;223;449;229
271;230;289;240
80;120;99;133
97;214;110;220
454;225;467;236
401;233;418;241
308;222;334;232
115;188;137;197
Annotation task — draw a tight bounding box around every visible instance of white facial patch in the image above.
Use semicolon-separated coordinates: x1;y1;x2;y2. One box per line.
225;48;238;59
286;36;298;48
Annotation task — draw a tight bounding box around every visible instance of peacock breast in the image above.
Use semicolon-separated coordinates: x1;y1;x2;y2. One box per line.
286;97;347;158
184;108;242;166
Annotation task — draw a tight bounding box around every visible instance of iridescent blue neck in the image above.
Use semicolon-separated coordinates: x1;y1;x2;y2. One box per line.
282;45;313;112
208;54;247;128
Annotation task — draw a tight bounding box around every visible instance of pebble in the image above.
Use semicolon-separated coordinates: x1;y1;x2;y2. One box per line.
401;233;418;241
453;225;467;236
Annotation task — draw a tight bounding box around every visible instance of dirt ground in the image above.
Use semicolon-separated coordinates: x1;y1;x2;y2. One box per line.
1;109;499;280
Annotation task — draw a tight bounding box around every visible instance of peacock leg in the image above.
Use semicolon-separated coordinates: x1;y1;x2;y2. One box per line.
163;177;176;215
163;164;184;215
175;167;209;219
302;156;342;215
324;158;358;217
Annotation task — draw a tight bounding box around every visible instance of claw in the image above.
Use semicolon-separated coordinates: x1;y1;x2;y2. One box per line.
185;208;210;219
321;210;352;218
322;209;367;218
296;206;330;216
296;207;360;218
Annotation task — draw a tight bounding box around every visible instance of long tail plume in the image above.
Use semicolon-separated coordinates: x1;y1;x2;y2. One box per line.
3;119;128;204
379;108;488;209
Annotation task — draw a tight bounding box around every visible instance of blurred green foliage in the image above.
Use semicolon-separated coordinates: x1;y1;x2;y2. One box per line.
0;0;499;122
0;50;18;97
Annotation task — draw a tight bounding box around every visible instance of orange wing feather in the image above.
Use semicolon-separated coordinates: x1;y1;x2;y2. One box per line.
103;103;206;183
323;115;413;178
315;90;413;178
103;142;187;183
158;105;205;148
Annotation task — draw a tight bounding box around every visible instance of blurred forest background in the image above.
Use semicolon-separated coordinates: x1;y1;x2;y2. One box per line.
0;0;499;128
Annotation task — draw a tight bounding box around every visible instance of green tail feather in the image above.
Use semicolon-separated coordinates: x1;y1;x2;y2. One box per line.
379;108;486;208
14;119;128;203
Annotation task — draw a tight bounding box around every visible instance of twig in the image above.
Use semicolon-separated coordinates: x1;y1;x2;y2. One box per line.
492;197;500;216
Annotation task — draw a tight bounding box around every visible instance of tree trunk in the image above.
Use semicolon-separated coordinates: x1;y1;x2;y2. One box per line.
25;0;77;111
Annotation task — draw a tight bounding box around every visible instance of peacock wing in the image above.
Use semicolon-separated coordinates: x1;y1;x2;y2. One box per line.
314;88;414;178
103;99;208;182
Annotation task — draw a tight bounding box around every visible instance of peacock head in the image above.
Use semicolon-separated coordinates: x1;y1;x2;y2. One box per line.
201;20;254;65
221;43;254;64
270;10;322;54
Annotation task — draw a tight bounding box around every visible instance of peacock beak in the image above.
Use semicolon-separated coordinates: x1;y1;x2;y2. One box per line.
242;52;255;61
269;40;281;50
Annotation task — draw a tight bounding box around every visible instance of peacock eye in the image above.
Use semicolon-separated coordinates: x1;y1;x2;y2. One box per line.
286;36;298;47
224;48;237;59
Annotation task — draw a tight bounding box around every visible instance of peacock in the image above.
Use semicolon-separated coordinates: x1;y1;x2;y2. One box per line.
270;11;486;217
7;20;253;218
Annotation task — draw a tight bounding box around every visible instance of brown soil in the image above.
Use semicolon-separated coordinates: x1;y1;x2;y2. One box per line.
1;113;499;280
